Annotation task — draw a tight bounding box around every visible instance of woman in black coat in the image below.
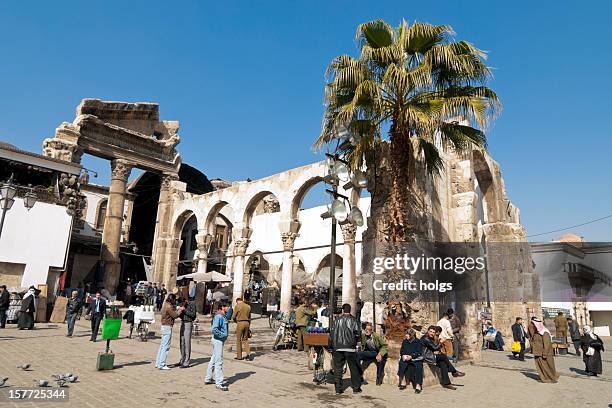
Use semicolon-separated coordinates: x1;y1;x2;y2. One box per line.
398;328;423;393
581;325;604;376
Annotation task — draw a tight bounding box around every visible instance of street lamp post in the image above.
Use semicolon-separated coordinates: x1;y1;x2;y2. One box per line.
321;153;366;326
0;174;38;240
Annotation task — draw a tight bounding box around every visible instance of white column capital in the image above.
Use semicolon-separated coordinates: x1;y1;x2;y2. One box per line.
234;239;250;256
281;232;299;252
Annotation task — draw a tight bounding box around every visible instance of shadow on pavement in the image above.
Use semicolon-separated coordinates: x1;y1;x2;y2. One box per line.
115;360;152;368
225;371;255;385
520;372;541;382
188;357;210;367
569;367;589;376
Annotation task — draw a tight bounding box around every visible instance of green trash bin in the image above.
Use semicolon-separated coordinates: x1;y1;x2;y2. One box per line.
102;318;122;340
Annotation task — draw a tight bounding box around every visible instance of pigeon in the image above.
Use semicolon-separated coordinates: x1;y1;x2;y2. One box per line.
64;373;73;378
0;377;8;387
55;379;67;388
52;374;66;380
66;375;78;383
34;379;49;387
17;364;31;370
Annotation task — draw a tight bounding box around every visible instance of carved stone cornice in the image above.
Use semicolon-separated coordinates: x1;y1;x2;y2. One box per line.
234;239;250;256
281;232;299;252
160;172;180;191
341;223;357;243
110;159;132;182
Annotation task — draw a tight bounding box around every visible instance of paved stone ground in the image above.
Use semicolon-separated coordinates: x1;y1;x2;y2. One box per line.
0;318;610;408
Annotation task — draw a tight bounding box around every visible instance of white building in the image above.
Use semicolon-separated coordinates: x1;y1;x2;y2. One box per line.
532;235;612;336
0;141;81;292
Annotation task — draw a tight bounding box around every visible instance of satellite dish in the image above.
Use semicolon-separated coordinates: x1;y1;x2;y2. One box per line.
330;199;348;222
348;206;364;227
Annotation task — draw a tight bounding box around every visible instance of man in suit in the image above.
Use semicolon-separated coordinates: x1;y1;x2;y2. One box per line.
511;317;527;361
231;298;252;360
0;285;10;328
88;291;106;342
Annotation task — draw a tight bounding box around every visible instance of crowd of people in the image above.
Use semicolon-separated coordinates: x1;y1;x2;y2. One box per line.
507;312;605;381
0;281;607;394
327;303;466;395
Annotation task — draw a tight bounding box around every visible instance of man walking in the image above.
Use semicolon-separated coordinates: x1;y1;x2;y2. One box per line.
568;317;582;356
66;290;82;337
511;317;527;361
448;308;461;362
178;296;197;367
295;299;317;352
357;322;388;385
436;312;454;357
205;301;230;391
231;297;252;360
156;294;185;370
156;284;167;312
125;279;133;306
421;326;465;390
151;283;160;307
88;291;106;342
329;303;362;395
553;311;568;342
0;285;10;328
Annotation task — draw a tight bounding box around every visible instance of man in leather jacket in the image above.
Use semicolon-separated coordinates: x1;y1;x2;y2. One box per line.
329;303;362;395
66;290;82;337
421;325;465;390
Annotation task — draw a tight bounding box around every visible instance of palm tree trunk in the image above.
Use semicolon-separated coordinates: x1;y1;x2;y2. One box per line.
388;124;413;243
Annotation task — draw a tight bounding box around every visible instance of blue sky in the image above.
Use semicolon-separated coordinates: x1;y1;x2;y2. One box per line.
0;1;610;241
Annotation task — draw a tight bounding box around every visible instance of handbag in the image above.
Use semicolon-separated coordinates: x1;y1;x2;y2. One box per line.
511;341;521;353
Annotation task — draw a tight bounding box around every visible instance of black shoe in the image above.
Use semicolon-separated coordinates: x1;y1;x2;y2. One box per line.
415;388;422;394
376;379;382;386
398;385;406;390
335;390;344;395
353;388;362;394
452;371;465;377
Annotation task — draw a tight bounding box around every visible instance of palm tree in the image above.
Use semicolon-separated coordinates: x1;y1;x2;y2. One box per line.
316;19;500;242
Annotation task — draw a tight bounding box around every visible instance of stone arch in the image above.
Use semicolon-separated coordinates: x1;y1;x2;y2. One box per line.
314;253;344;287
290;176;325;222
472;150;502;224
204;201;232;236
242;190;281;227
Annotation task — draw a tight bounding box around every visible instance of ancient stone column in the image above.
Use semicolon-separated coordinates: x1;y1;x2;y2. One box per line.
341;223;358;312
101;159;132;292
151;172;179;285
195;232;213;274
280;232;298;313
232;239;249;303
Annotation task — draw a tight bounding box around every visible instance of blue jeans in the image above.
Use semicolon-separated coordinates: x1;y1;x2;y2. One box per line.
67;313;77;336
205;338;225;385
155;325;173;368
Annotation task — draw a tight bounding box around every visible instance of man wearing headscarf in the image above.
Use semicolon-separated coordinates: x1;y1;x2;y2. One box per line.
527;317;559;383
17;286;37;330
580;325;604;376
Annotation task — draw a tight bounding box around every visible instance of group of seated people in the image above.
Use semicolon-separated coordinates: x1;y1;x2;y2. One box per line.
356;323;465;393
